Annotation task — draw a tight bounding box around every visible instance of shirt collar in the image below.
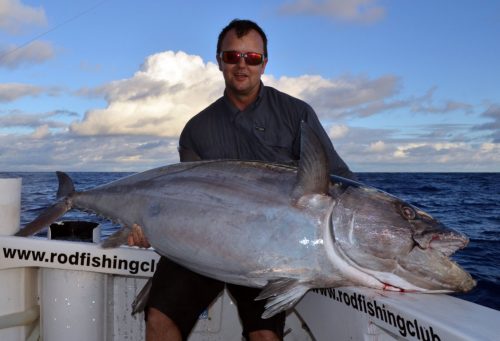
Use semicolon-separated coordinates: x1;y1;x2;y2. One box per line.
223;82;265;115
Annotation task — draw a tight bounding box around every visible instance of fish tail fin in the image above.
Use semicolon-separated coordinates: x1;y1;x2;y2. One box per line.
15;200;72;237
15;171;75;237
256;278;310;319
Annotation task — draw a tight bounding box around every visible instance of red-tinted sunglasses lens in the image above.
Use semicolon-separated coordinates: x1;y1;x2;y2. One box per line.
221;51;241;64
221;51;263;66
245;52;264;65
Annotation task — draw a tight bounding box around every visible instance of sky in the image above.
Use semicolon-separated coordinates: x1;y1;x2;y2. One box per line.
1;0;499;173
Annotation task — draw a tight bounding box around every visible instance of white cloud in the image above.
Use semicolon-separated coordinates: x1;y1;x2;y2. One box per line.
264;74;402;118
368;140;386;153
475;143;500;162
30;124;51;139
393;143;424;158
433;142;466;151
0;83;45;102
262;74;332;98
0;0;47;34
70;51;224;137
0;110;75;128
0;40;55;69
479;142;496;153
328;124;349;139
0;133;180;172
268;74;399;105
474;104;500;142
3;50;498;172
279;0;385;23
391;142;474;164
70;51;405;138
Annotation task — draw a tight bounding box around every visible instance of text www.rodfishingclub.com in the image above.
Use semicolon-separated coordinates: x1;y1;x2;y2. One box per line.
314;288;442;341
2;247;156;275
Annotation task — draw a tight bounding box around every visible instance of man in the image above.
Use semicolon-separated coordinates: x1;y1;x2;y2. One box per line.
130;19;356;341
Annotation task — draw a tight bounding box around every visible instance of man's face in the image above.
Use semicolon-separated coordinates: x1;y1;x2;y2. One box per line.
217;29;268;99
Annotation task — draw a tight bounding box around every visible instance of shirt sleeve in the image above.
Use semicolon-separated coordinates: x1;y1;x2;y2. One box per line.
178;121;201;162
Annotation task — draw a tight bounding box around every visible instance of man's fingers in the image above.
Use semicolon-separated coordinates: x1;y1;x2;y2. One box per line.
127;234;135;246
129;224;150;248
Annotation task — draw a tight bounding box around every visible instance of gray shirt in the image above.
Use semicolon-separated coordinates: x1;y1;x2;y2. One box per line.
179;84;355;179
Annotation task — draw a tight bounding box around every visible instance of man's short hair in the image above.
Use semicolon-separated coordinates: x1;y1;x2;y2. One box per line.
217;19;268;57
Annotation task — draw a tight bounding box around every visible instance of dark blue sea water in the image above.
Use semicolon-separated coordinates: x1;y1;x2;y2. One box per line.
2;171;499;311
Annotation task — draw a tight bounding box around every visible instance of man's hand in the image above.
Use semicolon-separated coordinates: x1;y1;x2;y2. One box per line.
127;224;151;248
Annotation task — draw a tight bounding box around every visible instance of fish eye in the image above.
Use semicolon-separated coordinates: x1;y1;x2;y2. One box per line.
401;205;416;220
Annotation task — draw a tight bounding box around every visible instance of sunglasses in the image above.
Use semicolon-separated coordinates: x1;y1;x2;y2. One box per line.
220;51;265;66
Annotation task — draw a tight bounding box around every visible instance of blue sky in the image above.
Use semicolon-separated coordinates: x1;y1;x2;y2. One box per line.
1;0;499;172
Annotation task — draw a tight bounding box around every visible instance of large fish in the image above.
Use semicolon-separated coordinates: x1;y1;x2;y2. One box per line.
16;123;475;318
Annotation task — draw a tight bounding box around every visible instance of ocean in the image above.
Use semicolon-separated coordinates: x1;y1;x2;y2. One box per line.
2;171;499;311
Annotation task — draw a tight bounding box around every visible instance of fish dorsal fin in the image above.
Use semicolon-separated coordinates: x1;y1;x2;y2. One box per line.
56;171;75;199
291;122;330;204
256;278;310;319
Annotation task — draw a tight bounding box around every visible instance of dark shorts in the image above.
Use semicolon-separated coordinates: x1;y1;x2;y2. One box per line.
146;256;286;340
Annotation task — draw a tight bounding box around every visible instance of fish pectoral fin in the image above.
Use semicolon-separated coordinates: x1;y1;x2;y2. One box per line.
256;278;310;319
101;225;132;248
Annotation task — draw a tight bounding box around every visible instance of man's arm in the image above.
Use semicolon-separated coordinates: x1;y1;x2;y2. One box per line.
178;145;202;162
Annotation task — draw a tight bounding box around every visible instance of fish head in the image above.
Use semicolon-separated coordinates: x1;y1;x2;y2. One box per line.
329;177;476;293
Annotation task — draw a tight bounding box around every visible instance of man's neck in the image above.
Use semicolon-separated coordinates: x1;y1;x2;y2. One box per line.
228;94;254;111
225;85;261;111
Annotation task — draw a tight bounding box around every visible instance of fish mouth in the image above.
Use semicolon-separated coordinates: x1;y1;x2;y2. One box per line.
428;234;468;257
413;229;469;257
406;225;475;292
397;243;476;293
336;232;476;293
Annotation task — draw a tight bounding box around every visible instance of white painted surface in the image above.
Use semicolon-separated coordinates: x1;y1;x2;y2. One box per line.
296;287;500;341
0;177;21;235
40;268;106;340
0;178;38;340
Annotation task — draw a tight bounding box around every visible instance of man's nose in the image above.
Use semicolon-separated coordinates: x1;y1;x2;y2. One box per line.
237;55;247;66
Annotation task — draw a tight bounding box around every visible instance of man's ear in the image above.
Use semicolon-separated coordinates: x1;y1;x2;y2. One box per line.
216;55;223;71
260;58;268;75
